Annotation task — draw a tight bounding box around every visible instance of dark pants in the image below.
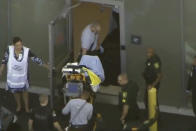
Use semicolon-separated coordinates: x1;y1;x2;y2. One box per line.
112;12;119;27
144;84;160;118
69;127;88;131
192;89;196;116
77;49;102;61
69;125;89;131
126;103;140;122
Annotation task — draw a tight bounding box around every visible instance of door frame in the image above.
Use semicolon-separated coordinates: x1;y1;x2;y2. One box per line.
66;0;127;73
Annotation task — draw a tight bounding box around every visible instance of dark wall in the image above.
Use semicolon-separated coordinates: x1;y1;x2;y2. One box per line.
184;1;196;65
124;0;186;107
184;1;196;107
0;0;8;60
0;0;8;81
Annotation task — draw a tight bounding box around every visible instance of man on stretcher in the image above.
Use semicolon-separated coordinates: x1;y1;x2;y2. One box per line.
62;54;105;94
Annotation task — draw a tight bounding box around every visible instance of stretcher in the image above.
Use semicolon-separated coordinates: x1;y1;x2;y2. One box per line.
61;62;101;104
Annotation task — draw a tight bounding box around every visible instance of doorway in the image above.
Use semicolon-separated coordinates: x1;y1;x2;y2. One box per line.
72;2;121;85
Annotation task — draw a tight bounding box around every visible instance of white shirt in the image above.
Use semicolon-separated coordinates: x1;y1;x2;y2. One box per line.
81;24;99;51
62;99;93;125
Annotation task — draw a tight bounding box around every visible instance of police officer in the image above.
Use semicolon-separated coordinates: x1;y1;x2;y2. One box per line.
187;56;196;116
28;94;63;131
118;74;140;125
143;48;162;113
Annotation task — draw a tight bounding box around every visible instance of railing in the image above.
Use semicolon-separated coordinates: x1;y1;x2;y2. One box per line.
48;2;80;108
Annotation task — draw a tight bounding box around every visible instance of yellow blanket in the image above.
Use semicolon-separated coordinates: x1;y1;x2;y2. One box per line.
82;67;101;87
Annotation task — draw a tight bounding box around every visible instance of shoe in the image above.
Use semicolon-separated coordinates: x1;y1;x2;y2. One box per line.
16;109;22;116
25;108;31;114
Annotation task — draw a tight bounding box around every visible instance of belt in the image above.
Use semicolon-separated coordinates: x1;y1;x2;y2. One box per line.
70;124;88;128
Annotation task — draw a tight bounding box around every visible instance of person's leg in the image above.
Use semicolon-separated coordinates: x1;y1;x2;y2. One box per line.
13;92;21;112
22;91;30;113
81;127;88;131
144;85;149;119
192;91;196;116
155;87;161;127
68;127;79;131
144;87;148;111
155;83;160;110
156;89;160;113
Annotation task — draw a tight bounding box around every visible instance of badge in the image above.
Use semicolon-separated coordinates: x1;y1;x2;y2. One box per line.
122;92;127;98
154;62;159;69
122;99;126;103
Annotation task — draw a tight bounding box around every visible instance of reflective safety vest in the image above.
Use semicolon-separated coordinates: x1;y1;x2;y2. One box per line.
7;46;29;89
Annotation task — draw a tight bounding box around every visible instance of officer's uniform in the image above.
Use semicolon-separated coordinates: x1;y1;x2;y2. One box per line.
187;65;196;116
143;54;161;111
119;80;140;121
29;105;57;131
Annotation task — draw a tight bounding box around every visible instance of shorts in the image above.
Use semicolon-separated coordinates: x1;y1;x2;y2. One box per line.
6;84;28;93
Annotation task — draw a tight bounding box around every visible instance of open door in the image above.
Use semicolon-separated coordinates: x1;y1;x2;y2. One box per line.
72;2;121;85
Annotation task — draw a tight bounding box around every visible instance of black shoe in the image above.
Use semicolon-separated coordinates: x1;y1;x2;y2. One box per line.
15;110;22;116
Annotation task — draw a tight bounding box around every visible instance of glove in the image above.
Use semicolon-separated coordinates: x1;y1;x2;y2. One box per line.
100;46;104;54
185;90;191;94
91;85;100;92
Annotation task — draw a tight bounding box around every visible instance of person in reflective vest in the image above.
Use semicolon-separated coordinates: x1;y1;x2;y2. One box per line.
0;37;49;113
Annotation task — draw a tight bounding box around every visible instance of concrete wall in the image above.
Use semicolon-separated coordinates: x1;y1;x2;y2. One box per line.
0;0;8;60
10;0;66;87
124;0;186;107
0;0;8;81
184;1;196;65
184;1;196;107
0;0;8;50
